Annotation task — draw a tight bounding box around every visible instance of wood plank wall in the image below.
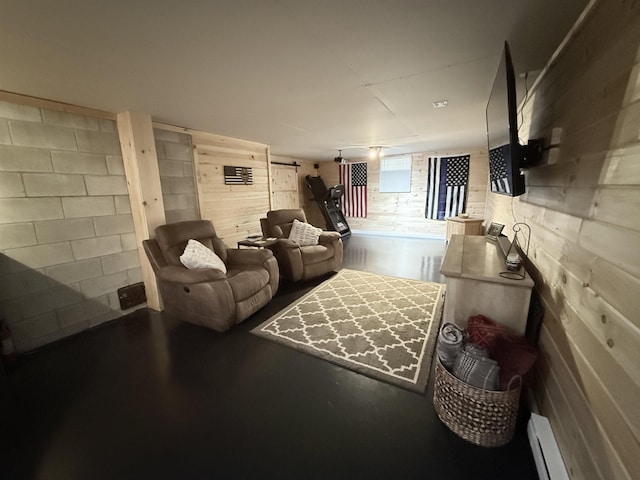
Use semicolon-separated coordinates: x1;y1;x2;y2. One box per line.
485;1;640;478
317;150;488;237
191;132;271;246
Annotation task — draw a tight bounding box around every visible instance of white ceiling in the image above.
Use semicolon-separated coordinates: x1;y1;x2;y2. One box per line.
0;0;588;161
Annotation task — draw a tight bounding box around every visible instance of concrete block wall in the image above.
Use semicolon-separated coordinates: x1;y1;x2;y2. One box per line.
0;100;142;352
154;128;199;223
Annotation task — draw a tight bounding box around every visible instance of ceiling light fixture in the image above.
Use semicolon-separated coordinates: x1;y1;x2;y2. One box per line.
368;146;384;159
432;100;448;108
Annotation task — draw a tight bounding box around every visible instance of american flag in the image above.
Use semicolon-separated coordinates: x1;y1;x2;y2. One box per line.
339;162;367;218
489;146;510;194
425;155;470;220
224;166;253;185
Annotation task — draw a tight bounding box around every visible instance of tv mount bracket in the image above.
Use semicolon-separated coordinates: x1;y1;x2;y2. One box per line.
520;139;544;168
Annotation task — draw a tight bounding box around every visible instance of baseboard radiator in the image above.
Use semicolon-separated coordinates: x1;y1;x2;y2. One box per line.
527;413;569;480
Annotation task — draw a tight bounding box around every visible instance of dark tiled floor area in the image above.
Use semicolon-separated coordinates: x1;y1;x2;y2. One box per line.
0;234;538;480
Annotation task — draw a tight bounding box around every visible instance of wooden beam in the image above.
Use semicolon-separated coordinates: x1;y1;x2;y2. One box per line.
153;121;268;152
117;111;166;310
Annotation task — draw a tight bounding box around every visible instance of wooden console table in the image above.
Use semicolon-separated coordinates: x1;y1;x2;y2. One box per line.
440;234;534;335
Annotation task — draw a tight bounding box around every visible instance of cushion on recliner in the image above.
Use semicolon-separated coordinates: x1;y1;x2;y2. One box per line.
289;219;322;246
180;239;227;273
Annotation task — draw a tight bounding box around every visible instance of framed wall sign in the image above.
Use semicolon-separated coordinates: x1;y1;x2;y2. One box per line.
224;166;253;185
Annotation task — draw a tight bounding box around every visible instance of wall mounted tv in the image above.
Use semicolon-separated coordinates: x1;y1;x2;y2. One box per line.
486;41;543;197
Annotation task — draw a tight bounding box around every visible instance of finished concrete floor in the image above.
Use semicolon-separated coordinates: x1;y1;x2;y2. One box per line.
0;233;538;480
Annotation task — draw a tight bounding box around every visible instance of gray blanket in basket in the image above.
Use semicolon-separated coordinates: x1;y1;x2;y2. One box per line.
436;322;466;370
453;344;500;390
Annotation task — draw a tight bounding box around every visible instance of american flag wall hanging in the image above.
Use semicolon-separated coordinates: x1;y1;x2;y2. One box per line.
489;146;510;194
339;162;367;218
224;166;253;185
425;155;470;220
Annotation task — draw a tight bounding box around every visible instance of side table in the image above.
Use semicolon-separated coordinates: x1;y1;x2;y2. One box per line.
445;216;484;242
237;237;277;248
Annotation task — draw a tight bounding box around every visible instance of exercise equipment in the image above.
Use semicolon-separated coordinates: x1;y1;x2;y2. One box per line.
305;175;351;237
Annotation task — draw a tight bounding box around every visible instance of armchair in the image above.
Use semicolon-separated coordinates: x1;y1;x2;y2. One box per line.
143;220;279;331
262;209;343;282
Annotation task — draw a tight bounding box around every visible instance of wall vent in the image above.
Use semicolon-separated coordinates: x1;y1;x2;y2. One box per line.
117;282;147;310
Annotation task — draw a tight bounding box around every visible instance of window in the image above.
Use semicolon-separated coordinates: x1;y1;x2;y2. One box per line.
379;156;412;193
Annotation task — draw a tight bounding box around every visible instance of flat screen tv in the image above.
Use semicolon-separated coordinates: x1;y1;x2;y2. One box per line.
486;42;542;197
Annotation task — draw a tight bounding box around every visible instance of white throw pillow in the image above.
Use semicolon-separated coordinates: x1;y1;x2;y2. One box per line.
180;239;227;273
288;219;322;246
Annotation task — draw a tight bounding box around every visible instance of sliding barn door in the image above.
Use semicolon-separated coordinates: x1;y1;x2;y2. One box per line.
270;164;299;210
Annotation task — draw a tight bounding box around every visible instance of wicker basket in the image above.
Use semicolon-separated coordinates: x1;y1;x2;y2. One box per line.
433;356;521;447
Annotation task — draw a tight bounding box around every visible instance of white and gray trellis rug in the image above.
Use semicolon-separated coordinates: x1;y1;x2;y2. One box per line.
252;269;445;392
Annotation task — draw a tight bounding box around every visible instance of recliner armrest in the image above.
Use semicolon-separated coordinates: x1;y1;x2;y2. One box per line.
273;238;301;249
226;248;275;266
318;231;341;244
156;265;227;284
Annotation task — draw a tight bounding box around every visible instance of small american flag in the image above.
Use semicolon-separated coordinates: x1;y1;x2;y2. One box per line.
425;155;469;220
489;146;510;194
339;162;367;218
224;166;253;185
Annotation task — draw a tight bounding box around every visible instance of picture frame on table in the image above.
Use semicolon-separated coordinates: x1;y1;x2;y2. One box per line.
485;222;505;240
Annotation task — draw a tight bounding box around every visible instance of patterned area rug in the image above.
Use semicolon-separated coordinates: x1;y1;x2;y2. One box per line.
252;269;445;392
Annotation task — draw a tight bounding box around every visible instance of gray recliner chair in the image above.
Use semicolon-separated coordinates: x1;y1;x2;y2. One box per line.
143;220;279;332
262;209;343;282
